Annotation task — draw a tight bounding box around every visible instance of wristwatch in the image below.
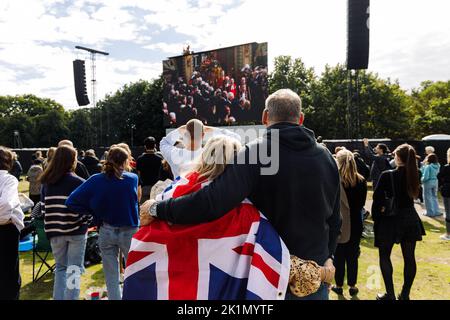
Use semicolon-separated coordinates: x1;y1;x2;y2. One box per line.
149;201;158;218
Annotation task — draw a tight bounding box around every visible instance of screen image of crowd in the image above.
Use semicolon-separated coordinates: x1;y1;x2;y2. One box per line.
162;42;269;127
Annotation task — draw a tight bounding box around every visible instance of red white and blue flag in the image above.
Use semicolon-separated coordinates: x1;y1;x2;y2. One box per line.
122;172;290;300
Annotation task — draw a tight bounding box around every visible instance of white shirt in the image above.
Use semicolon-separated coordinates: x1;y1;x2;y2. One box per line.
0;170;25;231
160;128;241;178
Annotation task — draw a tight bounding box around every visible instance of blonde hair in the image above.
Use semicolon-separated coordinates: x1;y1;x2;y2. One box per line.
447;148;450;164
194;136;242;181
336;149;364;188
47;147;57;162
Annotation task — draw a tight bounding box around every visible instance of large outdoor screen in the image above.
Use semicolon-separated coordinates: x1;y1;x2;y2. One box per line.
162;42;268;128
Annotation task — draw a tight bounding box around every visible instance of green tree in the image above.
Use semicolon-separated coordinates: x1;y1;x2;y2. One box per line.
96;77;164;147
0;94;66;147
410;81;450;137
67;108;95;149
33;109;69;147
268;59;415;139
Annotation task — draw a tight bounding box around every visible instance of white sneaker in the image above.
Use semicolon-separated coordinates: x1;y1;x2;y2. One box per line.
440;234;450;241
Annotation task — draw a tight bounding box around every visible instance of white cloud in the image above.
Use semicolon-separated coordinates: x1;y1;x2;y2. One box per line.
144;42;188;55
0;0;449;111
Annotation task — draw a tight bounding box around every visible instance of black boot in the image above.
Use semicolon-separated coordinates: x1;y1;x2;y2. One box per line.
349;287;359;297
331;286;343;295
376;293;396;300
397;293;410;300
398;288;410;300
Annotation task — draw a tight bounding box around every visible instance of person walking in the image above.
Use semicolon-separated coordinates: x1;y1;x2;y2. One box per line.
421;153;441;217
142;89;341;300
66;146;140;300
40;145;88;300
332;149;367;297
372;144;425;300
0;146;25;300
438;148;450;240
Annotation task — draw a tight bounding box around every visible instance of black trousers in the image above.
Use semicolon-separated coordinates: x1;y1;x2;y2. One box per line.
378;241;417;297
334;237;361;287
0;224;21;300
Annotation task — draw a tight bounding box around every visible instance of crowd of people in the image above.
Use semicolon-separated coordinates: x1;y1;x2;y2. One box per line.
163;65;268;127
0;89;449;301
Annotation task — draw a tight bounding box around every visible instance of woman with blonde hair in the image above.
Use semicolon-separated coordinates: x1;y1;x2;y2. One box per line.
43;147;57;169
331;149;367;297
136;136;335;300
66;146;139;300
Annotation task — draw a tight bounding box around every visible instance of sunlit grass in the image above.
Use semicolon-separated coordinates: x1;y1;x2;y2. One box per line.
17;178;449;300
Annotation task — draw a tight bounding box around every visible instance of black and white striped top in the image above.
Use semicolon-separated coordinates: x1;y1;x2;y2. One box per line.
41;173;89;238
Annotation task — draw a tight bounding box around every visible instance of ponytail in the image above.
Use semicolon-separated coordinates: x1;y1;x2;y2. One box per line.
395;144;420;199
102;147;129;179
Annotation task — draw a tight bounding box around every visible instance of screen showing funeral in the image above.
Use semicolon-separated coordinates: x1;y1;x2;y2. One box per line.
162;42;268;128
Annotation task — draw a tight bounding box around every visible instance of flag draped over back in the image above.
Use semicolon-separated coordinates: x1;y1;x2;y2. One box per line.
123;172;290;300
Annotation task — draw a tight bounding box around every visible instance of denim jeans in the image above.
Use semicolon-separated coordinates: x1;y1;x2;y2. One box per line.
444;197;450;234
285;283;329;300
423;180;441;216
98;224;138;300
50;234;87;300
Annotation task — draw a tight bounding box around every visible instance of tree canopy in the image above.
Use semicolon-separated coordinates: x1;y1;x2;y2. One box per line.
0;58;448;149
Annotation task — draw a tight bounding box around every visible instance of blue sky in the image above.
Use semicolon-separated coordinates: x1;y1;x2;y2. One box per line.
0;0;449;109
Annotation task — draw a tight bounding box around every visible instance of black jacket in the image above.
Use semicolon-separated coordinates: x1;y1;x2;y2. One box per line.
364;146;391;187
371;168;425;247
75;161;90;180
344;180;367;241
438;164;450;197
354;155;370;180
157;123;342;265
81;156;101;176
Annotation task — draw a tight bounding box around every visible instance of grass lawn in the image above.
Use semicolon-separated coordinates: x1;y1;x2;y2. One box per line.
17;179;450;300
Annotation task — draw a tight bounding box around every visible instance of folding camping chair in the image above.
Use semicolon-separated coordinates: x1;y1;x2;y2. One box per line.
32;218;55;282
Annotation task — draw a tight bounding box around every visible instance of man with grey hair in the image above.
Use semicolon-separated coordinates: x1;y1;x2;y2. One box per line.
142;89;341;300
264;89;302;123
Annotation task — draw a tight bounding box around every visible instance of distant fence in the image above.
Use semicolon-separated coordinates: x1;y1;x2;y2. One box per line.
322;139;450;166
13;146;145;173
12;139;450;174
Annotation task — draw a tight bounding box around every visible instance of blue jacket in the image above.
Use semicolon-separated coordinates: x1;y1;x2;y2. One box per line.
66;172;139;227
421;163;440;183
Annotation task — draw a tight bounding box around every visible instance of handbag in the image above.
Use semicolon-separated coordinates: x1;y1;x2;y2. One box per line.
288;255;322;298
382;170;397;217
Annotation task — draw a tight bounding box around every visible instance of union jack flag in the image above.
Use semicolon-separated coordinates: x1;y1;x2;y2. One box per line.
122;173;290;300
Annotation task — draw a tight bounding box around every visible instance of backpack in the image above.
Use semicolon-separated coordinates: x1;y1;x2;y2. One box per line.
84;232;102;266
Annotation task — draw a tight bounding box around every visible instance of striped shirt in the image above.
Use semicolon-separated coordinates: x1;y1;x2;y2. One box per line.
41;173;89;238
